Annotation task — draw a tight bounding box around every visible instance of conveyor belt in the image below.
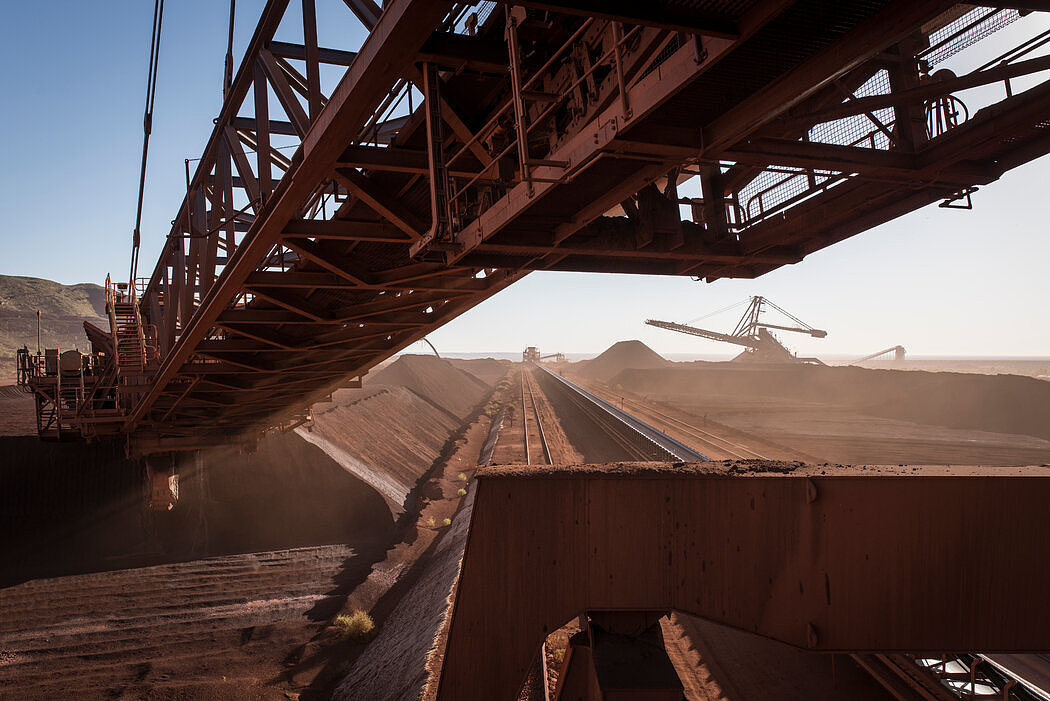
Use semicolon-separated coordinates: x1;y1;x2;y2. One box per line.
532;363;708;462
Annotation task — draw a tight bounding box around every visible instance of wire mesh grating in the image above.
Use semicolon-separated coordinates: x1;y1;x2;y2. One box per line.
923;7;1021;67
734;69;896;223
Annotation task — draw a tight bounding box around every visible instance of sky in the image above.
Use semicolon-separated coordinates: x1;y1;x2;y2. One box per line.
0;2;1047;358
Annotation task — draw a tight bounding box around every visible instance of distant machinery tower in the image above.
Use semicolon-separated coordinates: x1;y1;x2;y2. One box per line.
646;296;827;364
523;347;565;363
850;345;906;365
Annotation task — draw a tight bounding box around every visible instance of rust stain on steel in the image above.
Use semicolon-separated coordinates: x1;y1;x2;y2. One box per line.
436;463;1050;700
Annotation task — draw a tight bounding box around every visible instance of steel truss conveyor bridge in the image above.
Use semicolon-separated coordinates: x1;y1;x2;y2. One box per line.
23;0;1050;455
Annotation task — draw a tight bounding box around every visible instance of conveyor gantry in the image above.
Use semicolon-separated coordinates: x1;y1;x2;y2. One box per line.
25;0;1050;455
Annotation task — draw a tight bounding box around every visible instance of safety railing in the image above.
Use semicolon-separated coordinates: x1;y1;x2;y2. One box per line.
442;15;649;228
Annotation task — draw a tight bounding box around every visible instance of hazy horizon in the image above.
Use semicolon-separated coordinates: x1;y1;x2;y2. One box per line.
413;348;1050;362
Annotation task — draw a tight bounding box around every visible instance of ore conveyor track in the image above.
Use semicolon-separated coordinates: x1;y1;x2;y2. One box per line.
527;363;708;463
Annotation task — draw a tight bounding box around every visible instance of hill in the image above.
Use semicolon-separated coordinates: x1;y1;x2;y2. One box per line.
576;339;670;382
0;275;107;370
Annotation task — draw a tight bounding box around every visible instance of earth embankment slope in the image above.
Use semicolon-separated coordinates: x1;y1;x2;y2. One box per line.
608;363;1050;440
0;386;36;435
334;481;478;701
297;386;461;512
575;339;670;382
0;430;395;698
301;354;497;512
366;353;492;419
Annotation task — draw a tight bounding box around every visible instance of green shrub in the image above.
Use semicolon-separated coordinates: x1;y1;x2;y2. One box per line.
457;472;467;482
456;488;467;497
334;611;375;642
442;517;452;527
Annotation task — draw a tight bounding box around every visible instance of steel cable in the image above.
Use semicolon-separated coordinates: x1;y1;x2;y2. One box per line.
129;0;165;288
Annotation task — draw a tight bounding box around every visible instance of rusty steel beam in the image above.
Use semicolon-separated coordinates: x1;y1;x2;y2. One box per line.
334;167;425;238
700;0;957;155
124;0;452;431
777;52;1050;130
430;37;720;262
473;217;802;265
268;40;358;67
336;143;485;179
500;1;741;39
437;464;1050;700
282;218;411;243
417;32;509;73
721;138;988;184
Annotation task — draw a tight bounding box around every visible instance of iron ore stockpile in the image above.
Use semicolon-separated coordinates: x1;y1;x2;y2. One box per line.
576;343;1050;466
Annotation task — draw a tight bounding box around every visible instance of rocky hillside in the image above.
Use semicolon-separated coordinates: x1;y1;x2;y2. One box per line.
0;275;107;369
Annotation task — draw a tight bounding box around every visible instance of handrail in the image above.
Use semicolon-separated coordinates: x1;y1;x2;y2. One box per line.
105;273;120;361
742;119;897;224
447;19;649;210
131;284;149;369
75;360;118;422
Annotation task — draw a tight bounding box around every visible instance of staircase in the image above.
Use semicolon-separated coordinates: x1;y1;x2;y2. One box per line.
103;276;154;416
112;301;146;370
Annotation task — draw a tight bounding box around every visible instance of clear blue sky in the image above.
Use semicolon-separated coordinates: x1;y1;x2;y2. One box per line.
1;2;1047;357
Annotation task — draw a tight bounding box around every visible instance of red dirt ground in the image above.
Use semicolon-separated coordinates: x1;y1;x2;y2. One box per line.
4;343;1046;700
0;385;36;436
489;366;582;465
589;363;1050;466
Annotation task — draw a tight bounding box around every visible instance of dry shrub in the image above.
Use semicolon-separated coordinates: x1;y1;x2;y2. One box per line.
334;611;375;642
551;646;566;665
